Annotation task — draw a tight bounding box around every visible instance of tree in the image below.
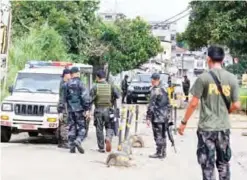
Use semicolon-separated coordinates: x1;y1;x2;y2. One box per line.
179;1;247;75
12;0;99;62
180;1;247;54
11;1;162;76
88;17;163;75
1;24;69;99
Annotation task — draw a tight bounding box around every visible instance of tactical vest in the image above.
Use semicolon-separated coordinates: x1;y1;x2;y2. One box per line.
95;83;112;107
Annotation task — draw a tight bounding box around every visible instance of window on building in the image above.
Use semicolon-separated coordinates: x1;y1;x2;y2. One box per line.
158;36;166;41
171;34;176;41
105;15;113;20
153;26;158;29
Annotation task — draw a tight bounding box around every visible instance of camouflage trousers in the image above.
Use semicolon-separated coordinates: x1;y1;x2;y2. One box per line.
197;130;231;180
151;122;167;153
68;111;86;148
58;113;68;143
94;108;114;150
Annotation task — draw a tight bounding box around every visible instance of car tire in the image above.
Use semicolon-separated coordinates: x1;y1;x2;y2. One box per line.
28;132;39;137
1;126;12;142
133;99;137;103
126;96;132;104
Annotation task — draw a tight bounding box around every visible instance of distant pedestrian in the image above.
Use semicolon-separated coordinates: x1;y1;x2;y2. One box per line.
121;75;129;103
182;75;190;102
178;45;240;180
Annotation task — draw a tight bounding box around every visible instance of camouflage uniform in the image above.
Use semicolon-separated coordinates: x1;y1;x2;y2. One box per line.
147;83;170;158
190;67;239;180
197;130;231;180
63;77;90;153
90;81;119;152
57;79;69;148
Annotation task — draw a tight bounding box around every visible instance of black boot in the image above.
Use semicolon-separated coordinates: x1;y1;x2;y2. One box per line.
98;149;105;153
74;140;85;154
159;146;166;159
149;148;162;158
58;141;69;149
70;147;76;153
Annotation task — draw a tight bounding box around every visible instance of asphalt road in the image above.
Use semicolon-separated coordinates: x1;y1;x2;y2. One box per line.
1;104;247;180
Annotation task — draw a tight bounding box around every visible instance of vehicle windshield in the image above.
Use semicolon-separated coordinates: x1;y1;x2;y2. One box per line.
132;73;169;83
14;73;61;94
132;74;151;82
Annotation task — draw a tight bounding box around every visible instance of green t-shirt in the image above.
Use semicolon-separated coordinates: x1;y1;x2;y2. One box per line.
191;68;239;131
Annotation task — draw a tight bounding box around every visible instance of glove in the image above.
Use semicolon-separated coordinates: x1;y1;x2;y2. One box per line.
58;113;63;122
57;104;64;113
84;111;91;121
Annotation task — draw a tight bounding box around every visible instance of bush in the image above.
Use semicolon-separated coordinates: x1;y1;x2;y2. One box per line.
1;24;69;100
239;87;247;110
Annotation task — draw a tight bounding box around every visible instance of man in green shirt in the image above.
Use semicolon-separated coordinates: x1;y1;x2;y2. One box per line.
178;46;240;180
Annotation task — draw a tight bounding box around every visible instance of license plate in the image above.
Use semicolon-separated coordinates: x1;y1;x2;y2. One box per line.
21;124;35;130
138;94;145;97
1;121;11;126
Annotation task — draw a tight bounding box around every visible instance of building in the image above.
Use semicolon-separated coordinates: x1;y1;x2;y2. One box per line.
174;47;207;76
148;21;177;72
98;11;126;21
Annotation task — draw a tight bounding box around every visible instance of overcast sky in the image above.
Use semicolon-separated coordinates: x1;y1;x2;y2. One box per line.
99;0;191;32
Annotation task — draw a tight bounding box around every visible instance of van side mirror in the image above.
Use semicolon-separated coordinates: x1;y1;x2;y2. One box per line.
8;85;13;94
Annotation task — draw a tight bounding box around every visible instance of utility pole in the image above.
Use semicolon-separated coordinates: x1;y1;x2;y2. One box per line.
181;53;184;76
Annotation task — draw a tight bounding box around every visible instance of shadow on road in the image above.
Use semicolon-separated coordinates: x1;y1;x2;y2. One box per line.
9;136;57;145
123;101;148;105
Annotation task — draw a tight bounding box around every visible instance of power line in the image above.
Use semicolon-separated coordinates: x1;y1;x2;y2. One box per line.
165;13;190;25
153;7;190;26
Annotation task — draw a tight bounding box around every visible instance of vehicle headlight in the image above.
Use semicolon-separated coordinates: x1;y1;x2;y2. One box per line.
1;103;13;111
47;105;58;114
128;86;134;91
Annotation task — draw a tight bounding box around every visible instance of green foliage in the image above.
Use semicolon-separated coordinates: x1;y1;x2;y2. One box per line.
12;0;100;62
239;87;247;110
1;25;69;100
176;32;189;49
10;1;161;79
226;59;247;76
88;17;162;75
181;1;247;54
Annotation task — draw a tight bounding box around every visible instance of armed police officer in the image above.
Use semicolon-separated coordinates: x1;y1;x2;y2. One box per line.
90;70;120;153
146;73;170;159
57;68;71;149
62;67;91;153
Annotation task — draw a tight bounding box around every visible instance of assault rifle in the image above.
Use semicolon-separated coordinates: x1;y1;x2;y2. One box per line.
167;105;177;153
113;100;120;136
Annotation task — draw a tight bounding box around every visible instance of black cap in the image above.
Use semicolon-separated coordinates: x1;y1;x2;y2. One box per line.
96;70;105;79
151;73;160;80
124;75;129;78
61;68;71;77
70;67;79;74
